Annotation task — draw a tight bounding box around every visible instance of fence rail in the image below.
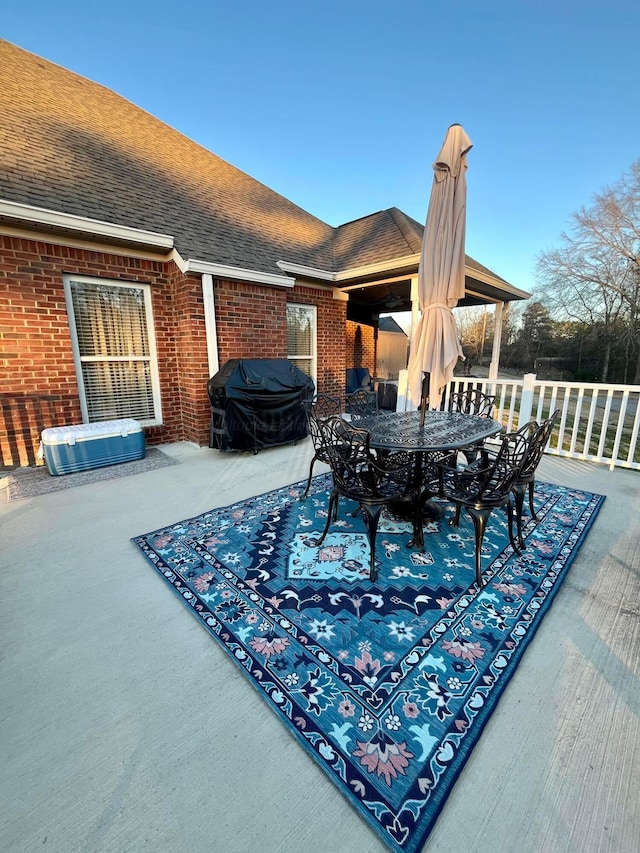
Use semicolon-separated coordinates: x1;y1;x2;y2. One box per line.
397;371;640;471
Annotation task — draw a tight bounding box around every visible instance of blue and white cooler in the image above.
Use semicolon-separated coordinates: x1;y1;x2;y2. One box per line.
40;418;146;476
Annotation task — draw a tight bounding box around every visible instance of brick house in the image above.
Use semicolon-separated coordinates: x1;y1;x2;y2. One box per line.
0;40;528;468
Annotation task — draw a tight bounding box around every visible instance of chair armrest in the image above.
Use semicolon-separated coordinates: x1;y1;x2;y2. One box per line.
437;455;494;502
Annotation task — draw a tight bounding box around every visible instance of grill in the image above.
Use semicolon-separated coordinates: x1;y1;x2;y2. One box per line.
207;359;315;453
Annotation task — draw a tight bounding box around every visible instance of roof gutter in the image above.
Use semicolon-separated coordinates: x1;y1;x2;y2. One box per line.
465;267;531;300
176;254;295;288
0;199;528;298
276;261;334;281
334;254;421;282
0;200;295;288
279;256;530;300
0;199;175;248
277;256;421;282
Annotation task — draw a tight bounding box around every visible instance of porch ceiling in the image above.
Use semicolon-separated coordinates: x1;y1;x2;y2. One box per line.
341;265;530;322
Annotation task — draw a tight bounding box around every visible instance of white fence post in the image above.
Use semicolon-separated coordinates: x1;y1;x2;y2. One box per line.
519;373;536;424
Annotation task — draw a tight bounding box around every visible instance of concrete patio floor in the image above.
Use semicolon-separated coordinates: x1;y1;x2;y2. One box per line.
1;440;638;853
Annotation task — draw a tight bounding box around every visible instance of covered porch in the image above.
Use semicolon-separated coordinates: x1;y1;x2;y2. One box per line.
337;253;530;383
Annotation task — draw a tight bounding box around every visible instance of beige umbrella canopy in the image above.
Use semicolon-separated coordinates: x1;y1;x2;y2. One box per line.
407;123;473;411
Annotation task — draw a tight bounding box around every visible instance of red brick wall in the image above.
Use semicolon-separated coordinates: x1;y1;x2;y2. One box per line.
289;283;347;398
213;278;347;399
346;320;377;376
0;237;350;467
0;235;182;467
215;278;288;360
170;269;210;447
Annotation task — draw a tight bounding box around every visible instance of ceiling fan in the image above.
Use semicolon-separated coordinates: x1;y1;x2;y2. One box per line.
373;287;405;310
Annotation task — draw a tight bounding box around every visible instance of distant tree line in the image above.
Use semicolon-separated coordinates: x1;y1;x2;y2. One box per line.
458;160;640;384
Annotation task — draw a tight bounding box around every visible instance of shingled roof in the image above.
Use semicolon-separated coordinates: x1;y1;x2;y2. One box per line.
0;39;517;291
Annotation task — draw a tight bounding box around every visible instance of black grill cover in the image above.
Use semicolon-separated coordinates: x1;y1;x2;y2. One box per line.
207;359;315;452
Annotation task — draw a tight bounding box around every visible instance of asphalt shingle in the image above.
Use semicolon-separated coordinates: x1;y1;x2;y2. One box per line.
0;40;509;285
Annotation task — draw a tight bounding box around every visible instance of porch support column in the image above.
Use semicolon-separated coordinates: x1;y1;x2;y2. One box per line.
397;276;421;412
488;301;504;380
410;275;420;343
202;273;219;378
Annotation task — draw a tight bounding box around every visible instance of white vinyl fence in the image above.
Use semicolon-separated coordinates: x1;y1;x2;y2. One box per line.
396;371;640;471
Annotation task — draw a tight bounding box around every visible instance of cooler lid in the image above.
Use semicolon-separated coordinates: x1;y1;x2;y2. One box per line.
41;418;142;445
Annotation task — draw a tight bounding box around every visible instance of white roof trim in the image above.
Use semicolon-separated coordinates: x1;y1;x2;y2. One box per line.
336;253;530;300
0;199;175;248
465;267;531;299
334;254;421;281
182;257;296;288
0;197;527;298
276;260;335;281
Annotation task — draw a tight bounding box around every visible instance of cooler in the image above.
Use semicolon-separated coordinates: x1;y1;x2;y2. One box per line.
40;418;145;476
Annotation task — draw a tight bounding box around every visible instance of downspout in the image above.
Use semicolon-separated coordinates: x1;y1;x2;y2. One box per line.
202;273;219;378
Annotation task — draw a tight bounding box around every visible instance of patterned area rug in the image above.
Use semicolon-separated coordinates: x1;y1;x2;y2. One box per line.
3;447;178;500
133;475;604;853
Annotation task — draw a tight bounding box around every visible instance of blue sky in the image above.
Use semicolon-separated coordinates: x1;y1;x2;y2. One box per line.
3;1;639;295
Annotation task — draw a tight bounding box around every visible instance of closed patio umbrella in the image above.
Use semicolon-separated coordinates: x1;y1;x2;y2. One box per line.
407;123;473;416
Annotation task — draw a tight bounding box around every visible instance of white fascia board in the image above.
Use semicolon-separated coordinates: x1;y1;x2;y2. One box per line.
0;199;174;248
276;260;335;281
334;254;421;282
183;257;296;288
466;267;531;300
335;251;530;301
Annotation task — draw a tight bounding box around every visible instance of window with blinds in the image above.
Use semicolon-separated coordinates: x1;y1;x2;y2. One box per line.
287;303;316;382
64;276;162;425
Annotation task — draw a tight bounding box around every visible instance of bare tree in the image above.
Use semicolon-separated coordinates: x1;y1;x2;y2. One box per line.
456;306;486;365
536;160;640;382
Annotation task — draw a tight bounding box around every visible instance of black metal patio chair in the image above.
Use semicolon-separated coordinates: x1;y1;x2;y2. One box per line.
511;409;560;548
345;389;378;420
300;395;344;499
310;416;415;582
447;387;497;464
448;387;496;417
438;428;529;588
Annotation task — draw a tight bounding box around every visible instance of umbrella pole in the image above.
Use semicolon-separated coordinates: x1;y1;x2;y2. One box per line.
419;372;430;429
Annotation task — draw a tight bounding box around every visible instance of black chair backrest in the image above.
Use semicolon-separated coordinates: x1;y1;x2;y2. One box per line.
448;388;495;418
518;409;560;479
307;393;343;419
457;429;529;502
345;389;378;420
318;416;413;499
304;404;325;455
304;398;344;461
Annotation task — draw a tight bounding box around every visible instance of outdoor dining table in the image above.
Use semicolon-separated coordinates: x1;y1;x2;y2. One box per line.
355;408;503;548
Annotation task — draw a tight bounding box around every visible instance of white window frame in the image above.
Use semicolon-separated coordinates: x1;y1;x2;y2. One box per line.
63;274;162;426
286;302;317;386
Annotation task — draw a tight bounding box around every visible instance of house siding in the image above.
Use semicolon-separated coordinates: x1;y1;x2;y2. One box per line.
0;236;348;468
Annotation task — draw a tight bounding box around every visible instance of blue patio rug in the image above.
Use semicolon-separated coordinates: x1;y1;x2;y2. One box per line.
132;475;604;853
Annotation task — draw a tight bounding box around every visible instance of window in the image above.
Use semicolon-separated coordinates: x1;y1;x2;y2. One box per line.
287;303;316;384
64;275;162;425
